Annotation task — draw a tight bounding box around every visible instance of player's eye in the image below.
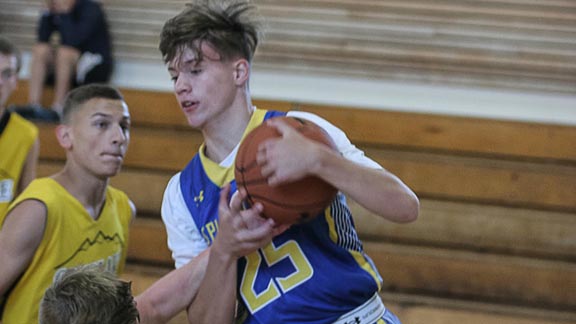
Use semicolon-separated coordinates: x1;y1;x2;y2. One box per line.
94;120;109;129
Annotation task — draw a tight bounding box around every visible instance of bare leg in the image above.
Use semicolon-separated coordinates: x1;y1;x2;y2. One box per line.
52;45;80;113
28;43;53;106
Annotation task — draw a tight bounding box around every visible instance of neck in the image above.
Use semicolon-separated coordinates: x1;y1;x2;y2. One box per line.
202;96;254;163
52;163;109;220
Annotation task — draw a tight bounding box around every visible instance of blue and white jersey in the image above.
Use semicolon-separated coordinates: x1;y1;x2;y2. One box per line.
161;108;386;323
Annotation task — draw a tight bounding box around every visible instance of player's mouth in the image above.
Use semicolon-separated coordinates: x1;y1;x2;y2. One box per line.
181;100;198;113
101;152;124;161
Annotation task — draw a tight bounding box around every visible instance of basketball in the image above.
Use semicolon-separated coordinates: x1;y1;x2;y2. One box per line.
234;116;338;225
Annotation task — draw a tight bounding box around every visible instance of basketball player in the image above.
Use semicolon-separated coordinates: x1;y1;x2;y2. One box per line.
159;1;419;323
0;84;133;324
0;36;39;221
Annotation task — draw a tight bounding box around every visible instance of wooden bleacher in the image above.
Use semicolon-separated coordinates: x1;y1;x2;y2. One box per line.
8;83;576;324
2;0;575;95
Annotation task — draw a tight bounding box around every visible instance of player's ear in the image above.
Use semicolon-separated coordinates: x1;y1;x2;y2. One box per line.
233;58;250;85
55;124;73;150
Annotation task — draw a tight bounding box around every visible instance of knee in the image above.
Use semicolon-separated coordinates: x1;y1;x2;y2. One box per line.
56;46;81;63
32;43;52;62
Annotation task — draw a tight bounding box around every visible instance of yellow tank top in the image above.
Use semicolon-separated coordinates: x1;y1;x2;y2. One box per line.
0;112;38;220
1;178;132;324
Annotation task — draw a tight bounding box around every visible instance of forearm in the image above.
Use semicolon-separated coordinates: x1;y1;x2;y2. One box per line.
315;148;419;223
135;251;208;324
187;247;237;324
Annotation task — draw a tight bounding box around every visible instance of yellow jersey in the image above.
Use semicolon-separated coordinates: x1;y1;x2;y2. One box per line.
0;112;38;220
0;178;132;324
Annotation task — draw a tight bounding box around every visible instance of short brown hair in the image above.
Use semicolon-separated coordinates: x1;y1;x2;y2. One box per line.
159;0;262;65
61;83;125;124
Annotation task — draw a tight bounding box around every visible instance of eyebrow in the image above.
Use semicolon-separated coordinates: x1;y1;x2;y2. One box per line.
90;112;113;118
89;112;131;120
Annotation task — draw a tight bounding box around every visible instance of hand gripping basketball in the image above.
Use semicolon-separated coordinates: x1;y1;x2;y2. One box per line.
234;116;338;225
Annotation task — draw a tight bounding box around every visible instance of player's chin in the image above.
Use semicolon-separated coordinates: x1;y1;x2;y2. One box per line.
98;164;123;177
185;115;204;129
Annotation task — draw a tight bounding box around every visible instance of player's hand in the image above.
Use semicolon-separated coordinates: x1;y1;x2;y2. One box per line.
257;118;327;186
212;184;286;260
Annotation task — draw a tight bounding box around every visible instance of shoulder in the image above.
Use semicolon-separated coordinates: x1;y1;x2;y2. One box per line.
15;178;55;199
161;172;188;222
8;113;39;139
106;186;131;207
105;186;133;223
15;178;67;208
6;178;53;217
163;172;183;200
167;171;182;187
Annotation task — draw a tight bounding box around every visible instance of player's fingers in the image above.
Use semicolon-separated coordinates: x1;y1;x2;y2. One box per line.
229;189;243;212
238;218;276;244
259;162;275;179
272;223;290;236
218;183;231;214
257;139;278;163
239;203;265;229
267;118;294;137
256;146;266;165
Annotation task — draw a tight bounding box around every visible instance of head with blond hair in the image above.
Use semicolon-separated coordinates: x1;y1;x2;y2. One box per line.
39;266;139;324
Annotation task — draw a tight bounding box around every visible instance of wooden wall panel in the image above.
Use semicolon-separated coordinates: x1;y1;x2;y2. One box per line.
128;218;172;265
352;199;576;260
369;149;576;211
367;242;576;310
299;104;576;162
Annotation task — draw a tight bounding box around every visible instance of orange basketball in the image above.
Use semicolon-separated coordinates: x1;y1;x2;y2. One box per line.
234;116;338;225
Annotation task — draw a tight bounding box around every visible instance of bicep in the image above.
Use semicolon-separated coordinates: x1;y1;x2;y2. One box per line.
161;175;207;268
0;200;47;295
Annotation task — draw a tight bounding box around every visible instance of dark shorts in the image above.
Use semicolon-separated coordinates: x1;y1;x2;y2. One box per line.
45;52;113;87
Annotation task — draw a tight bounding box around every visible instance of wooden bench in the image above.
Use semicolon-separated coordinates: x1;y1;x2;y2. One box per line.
8;83;576;323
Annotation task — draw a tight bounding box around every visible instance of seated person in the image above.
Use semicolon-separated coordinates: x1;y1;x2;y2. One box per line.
28;0;113;114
